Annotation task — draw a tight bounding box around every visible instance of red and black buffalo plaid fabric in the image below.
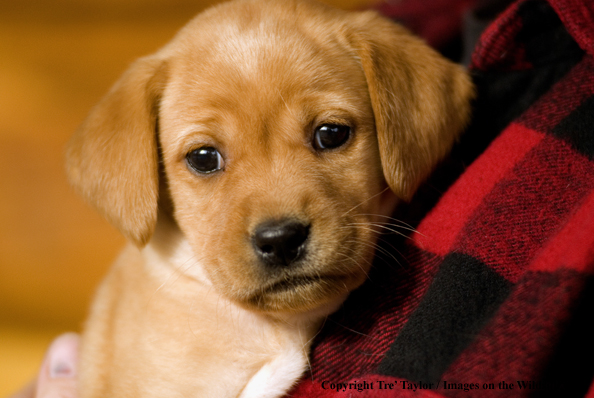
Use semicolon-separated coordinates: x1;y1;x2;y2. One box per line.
289;0;594;396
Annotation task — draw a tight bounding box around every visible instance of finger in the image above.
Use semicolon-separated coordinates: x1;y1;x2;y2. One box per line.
7;381;35;398
35;333;80;398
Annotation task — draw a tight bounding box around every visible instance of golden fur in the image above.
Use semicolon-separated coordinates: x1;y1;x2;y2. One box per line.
65;0;473;397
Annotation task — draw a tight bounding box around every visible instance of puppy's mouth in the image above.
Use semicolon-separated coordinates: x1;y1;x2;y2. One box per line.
260;274;345;295
241;272;357;314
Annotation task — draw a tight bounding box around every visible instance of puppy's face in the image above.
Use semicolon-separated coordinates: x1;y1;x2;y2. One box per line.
66;0;473;317
159;20;389;314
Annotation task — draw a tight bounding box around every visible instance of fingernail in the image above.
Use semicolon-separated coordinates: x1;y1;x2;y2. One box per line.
48;333;79;379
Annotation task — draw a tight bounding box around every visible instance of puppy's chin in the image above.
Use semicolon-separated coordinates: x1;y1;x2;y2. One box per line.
235;271;366;316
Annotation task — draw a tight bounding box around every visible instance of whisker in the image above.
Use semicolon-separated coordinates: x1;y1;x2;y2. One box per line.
356;214;418;231
374;238;408;271
341;186;390;218
335;251;372;281
342;235;403;268
327;317;373;339
353;219;420;236
353;238;402;266
342;215;420;235
297;327;315;373
336;243;373;265
348;222;415;240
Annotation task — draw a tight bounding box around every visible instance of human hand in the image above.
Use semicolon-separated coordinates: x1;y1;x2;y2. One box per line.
8;333;80;398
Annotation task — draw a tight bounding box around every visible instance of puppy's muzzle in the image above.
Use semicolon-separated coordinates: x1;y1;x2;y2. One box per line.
252;219;310;267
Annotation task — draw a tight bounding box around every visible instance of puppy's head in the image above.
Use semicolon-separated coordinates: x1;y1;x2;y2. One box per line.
66;0;473;316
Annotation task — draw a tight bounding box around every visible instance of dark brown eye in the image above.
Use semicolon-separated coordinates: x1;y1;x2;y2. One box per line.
313;124;351;150
186;146;224;174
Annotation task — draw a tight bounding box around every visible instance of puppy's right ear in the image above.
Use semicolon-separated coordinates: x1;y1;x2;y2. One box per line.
66;56;168;246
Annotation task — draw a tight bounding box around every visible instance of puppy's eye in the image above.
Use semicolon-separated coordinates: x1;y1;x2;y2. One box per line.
186;146;224;174
313;124;351;150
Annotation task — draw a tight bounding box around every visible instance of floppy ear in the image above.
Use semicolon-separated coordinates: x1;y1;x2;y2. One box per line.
65;56;168;246
348;12;474;200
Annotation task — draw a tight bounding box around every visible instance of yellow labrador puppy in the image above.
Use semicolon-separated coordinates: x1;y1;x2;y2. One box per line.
66;0;473;396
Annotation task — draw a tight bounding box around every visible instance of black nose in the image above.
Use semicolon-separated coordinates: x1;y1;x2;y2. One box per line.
252;219;310;267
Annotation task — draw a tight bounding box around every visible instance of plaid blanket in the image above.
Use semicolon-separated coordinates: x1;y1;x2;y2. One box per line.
289;0;594;396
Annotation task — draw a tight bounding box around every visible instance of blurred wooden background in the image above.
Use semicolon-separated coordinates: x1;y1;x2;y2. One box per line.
0;0;372;395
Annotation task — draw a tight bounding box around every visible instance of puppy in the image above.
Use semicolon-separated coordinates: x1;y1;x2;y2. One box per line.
66;0;473;397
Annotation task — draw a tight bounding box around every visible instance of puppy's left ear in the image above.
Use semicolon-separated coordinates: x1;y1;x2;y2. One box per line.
347;12;474;200
65;56;168;246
